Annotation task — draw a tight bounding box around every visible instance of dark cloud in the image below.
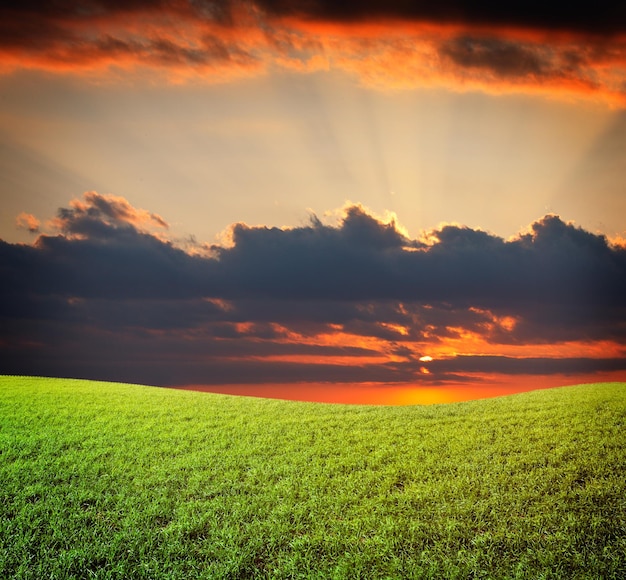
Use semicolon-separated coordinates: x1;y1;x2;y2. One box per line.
2;0;624;35
56;191;169;233
254;0;626;35
5;196;626;314
0;318;400;386
441;37;548;79
428;355;626;376
2;193;625;387
208;213;626;320
86;34;254;67
0;0;218;23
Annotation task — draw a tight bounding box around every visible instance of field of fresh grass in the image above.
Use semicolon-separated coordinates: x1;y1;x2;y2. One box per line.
0;376;625;579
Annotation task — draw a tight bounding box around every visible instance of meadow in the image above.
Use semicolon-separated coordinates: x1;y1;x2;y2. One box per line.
0;376;624;579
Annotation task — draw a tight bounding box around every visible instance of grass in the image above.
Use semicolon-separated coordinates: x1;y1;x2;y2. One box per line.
0;376;625;579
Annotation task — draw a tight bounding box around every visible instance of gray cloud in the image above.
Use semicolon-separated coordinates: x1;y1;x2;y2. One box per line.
428;355;626;376
441;37;548;78
2;194;625;387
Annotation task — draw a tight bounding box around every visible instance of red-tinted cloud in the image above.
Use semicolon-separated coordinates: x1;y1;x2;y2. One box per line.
0;1;624;104
2;193;625;391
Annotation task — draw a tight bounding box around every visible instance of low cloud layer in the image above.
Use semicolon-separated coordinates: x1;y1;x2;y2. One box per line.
2;192;625;387
0;1;624;104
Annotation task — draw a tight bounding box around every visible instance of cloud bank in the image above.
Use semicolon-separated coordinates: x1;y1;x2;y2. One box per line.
2;192;625;387
0;0;624;104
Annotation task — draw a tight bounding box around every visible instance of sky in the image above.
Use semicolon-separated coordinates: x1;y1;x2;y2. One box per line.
1;0;626;404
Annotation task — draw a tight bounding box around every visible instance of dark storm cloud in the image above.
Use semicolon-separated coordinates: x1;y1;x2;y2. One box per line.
0;351;410;386
2;0;623;55
1;233;209;300
2;194;626;386
2;0;624;34
0;318;396;386
210;213;626;319
254;0;626;35
3;197;626;321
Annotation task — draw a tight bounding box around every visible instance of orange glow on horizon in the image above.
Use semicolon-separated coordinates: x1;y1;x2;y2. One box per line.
174;372;626;406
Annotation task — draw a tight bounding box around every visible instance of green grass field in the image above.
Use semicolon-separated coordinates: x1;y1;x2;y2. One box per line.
1;376;624;579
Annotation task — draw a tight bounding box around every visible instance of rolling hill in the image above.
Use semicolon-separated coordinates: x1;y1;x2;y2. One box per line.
1;376;624;578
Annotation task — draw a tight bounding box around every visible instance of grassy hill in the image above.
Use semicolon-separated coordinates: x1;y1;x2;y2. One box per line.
1;376;624;579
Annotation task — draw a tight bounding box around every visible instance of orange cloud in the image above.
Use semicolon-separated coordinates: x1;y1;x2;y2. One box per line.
174;372;626;405
0;1;266;82
0;2;623;105
15;212;40;233
288;22;626;106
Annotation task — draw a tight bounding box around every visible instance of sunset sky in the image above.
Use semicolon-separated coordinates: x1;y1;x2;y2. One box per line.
1;0;625;404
